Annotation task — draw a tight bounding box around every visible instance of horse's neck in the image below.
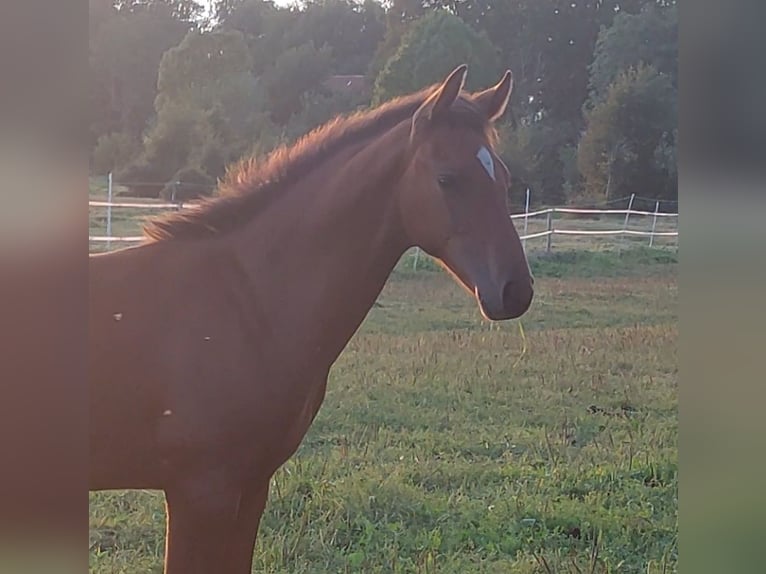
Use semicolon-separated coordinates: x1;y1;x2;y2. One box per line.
231;122;411;367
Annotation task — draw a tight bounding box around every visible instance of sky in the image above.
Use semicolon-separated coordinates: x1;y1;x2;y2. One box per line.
200;0;297;16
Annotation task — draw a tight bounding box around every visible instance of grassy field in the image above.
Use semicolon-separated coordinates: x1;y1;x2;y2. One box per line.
88;248;678;573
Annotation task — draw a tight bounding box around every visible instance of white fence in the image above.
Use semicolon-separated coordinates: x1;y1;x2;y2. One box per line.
89;185;678;253
510;205;678;250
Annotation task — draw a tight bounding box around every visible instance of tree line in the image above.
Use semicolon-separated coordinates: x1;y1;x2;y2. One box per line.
89;0;677;206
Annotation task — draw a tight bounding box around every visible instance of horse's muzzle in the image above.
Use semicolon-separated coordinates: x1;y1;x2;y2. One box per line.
476;277;534;321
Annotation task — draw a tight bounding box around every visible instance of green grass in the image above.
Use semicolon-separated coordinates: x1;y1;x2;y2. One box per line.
89;252;677;573
527;247;677;278
399;246;677;279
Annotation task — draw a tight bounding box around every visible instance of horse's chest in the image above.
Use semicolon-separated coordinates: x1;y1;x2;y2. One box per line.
157;362;328;479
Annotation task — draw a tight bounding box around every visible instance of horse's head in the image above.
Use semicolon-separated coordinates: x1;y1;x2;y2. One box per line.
398;65;534;321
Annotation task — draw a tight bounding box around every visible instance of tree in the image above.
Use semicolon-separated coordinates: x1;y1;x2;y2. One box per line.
120;29;275;192
89;1;195;141
89;0;679;207
259;42;335;125
282;0;386;75
117;103;213;190
91;132;141;175
215;0;284;56
219;1;385;77
498;119;575;206
154;28;266;159
587;2;678;106
283;88;369;143
653;127;677;196
155;29;254;112
373;10;501;103
385;0;654;125
577;64;677;202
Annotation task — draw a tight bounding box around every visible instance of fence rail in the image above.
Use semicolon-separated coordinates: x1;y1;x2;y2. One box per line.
89;189;678;252
512;207;677;219
89;200;181;209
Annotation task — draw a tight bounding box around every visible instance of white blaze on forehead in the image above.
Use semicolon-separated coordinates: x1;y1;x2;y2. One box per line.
476;146;496;182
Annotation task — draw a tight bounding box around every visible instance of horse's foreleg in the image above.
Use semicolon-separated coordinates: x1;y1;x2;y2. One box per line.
227;481;270;572
163;473;269;574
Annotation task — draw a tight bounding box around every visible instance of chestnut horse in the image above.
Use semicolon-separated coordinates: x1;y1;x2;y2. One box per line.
89;65;534;573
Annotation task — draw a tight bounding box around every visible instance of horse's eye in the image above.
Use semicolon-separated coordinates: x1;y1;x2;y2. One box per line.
437;174;457;189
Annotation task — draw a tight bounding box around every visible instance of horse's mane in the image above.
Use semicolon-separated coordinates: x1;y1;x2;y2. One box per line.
143;85;493;241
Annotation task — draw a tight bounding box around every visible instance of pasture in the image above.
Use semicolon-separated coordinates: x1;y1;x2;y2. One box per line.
89;245;678;573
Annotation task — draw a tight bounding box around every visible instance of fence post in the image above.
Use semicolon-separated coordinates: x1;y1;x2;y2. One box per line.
522;187;530;251
106;172;113;251
545;209;553;253
649;200;660;247
623;193;636;232
620;193;636;249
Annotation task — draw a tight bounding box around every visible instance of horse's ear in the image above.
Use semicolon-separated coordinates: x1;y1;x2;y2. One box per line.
473;70;514;122
428;64;468;118
411;64;468;138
